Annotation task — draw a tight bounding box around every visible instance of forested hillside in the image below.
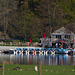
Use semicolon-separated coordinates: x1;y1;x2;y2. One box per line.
0;0;75;41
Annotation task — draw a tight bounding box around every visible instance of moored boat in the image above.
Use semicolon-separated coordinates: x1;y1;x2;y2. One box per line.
16;48;23;53
57;48;68;54
41;48;47;54
29;48;35;54
23;48;28;54
35;48;40;54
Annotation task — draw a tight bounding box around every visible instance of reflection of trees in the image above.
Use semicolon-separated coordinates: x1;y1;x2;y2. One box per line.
0;54;74;65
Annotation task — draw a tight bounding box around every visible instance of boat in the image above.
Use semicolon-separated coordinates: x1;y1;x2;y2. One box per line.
62;49;68;54
41;48;47;54
47;48;52;54
23;48;28;54
69;49;75;54
29;48;35;54
51;50;55;55
73;49;75;54
9;48;15;54
57;48;68;54
35;48;40;54
16;48;23;53
50;48;56;55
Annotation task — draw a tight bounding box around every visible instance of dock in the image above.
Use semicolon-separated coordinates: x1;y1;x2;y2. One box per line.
0;46;75;55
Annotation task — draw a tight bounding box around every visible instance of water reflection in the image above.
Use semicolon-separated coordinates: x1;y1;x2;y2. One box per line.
0;54;75;65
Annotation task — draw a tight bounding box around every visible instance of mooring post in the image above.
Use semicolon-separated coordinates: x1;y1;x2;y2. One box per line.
2;61;5;75
39;61;41;75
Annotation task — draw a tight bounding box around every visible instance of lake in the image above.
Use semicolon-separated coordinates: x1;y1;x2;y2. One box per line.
0;53;75;65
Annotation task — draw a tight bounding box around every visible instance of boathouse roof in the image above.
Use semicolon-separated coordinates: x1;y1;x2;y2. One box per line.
52;27;74;35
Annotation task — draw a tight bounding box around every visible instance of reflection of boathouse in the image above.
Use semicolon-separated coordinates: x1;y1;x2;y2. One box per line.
40;27;75;47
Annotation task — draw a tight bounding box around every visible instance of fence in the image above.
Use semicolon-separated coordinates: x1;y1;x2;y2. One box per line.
0;61;75;75
0;61;41;75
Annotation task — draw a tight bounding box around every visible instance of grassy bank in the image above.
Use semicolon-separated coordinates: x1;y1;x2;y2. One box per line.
0;64;75;75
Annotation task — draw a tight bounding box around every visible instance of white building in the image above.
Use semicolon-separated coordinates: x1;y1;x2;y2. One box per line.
40;27;75;48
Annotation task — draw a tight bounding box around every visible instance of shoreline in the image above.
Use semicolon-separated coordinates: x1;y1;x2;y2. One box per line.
0;46;42;51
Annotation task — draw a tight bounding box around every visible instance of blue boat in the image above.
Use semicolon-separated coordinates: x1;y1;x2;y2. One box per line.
58;48;68;54
29;48;35;54
68;49;75;54
58;48;63;54
23;48;28;53
62;49;68;54
41;48;47;54
35;48;40;54
47;48;52;54
50;48;56;54
16;48;22;53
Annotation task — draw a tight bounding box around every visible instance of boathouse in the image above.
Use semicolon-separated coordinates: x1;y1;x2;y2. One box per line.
40;27;75;48
52;27;74;47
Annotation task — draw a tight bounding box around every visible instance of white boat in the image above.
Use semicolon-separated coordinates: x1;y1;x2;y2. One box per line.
29;48;35;54
23;48;28;54
41;48;46;54
62;49;68;54
16;48;23;53
35;48;40;54
51;50;55;55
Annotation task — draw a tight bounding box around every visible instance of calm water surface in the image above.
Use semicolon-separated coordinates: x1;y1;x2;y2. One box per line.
0;53;75;65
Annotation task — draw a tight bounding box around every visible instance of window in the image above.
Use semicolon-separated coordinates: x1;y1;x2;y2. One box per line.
65;35;70;39
56;35;61;38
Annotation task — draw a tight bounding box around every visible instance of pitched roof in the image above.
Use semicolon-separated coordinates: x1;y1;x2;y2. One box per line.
52;27;74;35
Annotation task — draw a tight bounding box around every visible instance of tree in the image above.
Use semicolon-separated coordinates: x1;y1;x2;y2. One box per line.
36;0;65;36
0;0;18;39
66;22;75;33
0;0;75;40
58;0;75;25
28;0;39;15
8;1;42;41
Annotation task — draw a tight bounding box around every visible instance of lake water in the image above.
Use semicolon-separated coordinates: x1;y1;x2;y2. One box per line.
0;53;75;65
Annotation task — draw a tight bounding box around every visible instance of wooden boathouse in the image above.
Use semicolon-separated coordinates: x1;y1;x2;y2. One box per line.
40;27;75;48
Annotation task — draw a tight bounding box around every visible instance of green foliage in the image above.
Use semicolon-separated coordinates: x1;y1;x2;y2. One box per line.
28;0;39;14
0;0;75;40
13;40;19;42
58;0;75;24
32;38;39;42
3;40;12;43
